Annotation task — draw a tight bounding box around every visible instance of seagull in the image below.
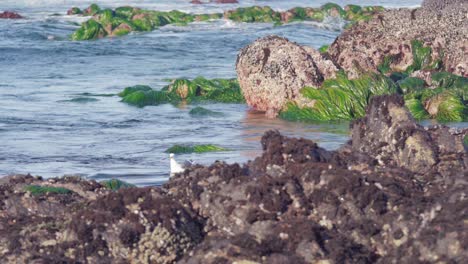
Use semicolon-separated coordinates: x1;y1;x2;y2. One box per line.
169;153;193;177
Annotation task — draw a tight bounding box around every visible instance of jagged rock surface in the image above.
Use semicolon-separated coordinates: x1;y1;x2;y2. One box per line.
236;36;332;117
1;95;467;263
328;2;468;78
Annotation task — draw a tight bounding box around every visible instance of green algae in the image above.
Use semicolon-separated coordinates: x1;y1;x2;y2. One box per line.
121;90;175;107
118;85;153;97
68;7;82;15
435;96;466;122
280;72;398;121
319;45;329;53
431;72;468;90
406;40;433;73
100;179;135;191
189;107;223;117
71;3;386;40
225;6;281;23
71;19;106;40
25;185;72;196
398;77;425;94
59;97;100;103
119;78;244;107
404;98;429;120
165;144;228;154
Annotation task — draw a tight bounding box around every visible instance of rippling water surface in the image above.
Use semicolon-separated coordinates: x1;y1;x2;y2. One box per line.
0;0;439;186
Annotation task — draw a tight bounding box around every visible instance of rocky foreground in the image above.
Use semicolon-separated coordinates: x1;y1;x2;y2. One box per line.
1;95;467;263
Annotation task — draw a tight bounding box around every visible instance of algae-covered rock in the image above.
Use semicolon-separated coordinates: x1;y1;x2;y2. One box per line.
70;3;386;40
119;78;244;107
189;107;223;117
165;144;228;154
84;3;101;16
329;3;467;77
398;77;425;94
67;7;82;15
24;185;73;196
224;6;281;23
280;72;398;121
71;19;107;40
100;179;136;191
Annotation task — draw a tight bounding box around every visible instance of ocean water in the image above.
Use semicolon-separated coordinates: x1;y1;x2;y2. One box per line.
0;0;442;186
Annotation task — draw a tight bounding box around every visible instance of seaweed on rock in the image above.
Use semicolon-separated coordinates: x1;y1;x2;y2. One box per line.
165;144;228;154
100;179;136;191
70;3;385;40
24;185;73;195
119;78;244;107
280;72;398;121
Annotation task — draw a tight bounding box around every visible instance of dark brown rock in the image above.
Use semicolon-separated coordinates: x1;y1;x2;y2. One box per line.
1;96;466;263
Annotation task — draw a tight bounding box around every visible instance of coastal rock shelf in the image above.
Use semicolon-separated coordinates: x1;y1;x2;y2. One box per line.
235;0;468;121
69;3;385;40
1;95;466;263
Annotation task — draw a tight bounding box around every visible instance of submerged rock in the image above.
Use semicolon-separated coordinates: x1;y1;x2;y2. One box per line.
236;36;327;117
0;11;23;19
1;95;466;263
70;3;385;40
118;77;244;107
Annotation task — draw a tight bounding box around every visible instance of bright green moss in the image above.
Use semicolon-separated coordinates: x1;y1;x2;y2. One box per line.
71;4;385;40
119;78;244;107
280;73;398;121
85;4;101;16
132;17;154;31
406;40;433;73
163;77;244;103
319;45;329;53
121;90;176;107
119;85;153;97
100;179;135;190
165;144;228;154
226;6;281;23
404;98;429;120
115;6;137;19
71;19;107;40
25;185;72;196
433;92;467;122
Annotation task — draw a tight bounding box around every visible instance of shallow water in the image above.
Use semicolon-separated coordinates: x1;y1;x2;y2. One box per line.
4;0;463;187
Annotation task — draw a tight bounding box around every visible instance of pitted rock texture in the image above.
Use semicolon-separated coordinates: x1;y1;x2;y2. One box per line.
421;0;467;12
328;2;468;78
1;95;467;263
348;94;467;177
236;36;328;117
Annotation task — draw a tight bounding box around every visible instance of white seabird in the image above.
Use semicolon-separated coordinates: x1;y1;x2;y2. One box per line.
170;153;193;177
